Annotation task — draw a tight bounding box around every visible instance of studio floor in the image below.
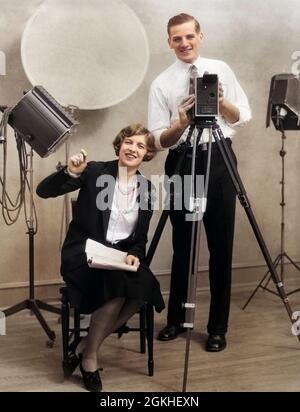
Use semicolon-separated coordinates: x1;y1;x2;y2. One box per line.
1;285;300;392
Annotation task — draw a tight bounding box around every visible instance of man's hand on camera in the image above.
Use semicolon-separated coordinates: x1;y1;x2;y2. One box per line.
178;95;195;128
160;95;195;148
218;83;240;124
67;149;87;176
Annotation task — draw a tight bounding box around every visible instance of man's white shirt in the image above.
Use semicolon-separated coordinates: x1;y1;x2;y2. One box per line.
148;56;252;150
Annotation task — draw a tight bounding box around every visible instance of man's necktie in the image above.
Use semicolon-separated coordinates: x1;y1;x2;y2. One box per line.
189;65;199;95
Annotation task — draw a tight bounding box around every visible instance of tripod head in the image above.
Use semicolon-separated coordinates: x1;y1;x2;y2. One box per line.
192;116;217;128
185;116;217;148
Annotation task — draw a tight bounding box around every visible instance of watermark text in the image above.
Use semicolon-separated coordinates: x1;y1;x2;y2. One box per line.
0;50;6;75
291;51;300;75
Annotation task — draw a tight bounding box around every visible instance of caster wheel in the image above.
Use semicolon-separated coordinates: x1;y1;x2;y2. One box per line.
46;339;55;348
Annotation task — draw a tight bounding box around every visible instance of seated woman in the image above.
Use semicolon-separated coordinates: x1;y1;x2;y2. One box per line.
36;124;165;392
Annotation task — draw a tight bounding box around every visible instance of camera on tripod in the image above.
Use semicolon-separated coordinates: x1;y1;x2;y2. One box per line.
193;73;219;120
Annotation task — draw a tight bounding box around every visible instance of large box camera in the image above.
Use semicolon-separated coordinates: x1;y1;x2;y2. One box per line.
194;74;219;118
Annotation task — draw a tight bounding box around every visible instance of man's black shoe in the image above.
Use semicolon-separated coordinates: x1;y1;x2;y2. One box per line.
157;324;186;341
206;334;227;352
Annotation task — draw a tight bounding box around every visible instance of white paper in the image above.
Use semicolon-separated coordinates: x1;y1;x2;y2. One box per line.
85;238;137;272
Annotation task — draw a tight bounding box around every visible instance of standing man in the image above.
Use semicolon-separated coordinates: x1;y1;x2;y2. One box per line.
148;13;251;351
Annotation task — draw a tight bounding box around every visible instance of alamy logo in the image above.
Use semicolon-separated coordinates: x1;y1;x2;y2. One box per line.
94;172;205;222
0;50;6;75
291;51;300;75
0;311;6;335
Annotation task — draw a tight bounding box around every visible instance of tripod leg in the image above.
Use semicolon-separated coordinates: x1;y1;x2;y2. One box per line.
183;215;202;392
29;300;56;341
182;128;206;392
3;300;28;317
146;210;169;266
250;255;284;299
287;288;300;297
212;124;298;338
36;299;61;315
262;254;281;290
281;253;300;296
242;253;281;309
242;269;272;310
146;145;191;266
283;253;300;272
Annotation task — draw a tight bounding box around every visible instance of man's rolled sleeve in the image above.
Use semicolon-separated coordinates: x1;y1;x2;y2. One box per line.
148;80;170;151
152;128;167;151
222;62;252;128
229;104;252;128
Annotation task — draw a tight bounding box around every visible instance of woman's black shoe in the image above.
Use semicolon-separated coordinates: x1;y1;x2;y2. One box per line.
79;358;103;392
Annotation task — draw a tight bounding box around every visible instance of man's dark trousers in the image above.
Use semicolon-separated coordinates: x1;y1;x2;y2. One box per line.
165;139;237;334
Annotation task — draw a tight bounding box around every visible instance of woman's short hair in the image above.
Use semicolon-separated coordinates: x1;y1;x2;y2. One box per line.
167;13;201;35
113;123;157;162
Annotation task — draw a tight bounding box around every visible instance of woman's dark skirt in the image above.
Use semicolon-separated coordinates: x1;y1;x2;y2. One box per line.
63;263;165;314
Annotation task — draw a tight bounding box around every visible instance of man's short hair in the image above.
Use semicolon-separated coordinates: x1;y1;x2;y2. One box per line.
167;13;201;35
113;123;157;162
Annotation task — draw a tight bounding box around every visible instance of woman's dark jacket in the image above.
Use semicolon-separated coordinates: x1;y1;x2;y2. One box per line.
36;160;154;276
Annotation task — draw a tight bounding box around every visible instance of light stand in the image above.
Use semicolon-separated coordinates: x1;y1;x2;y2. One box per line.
0;87;76;344
3;145;61;344
243;123;300;310
243;73;300;309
